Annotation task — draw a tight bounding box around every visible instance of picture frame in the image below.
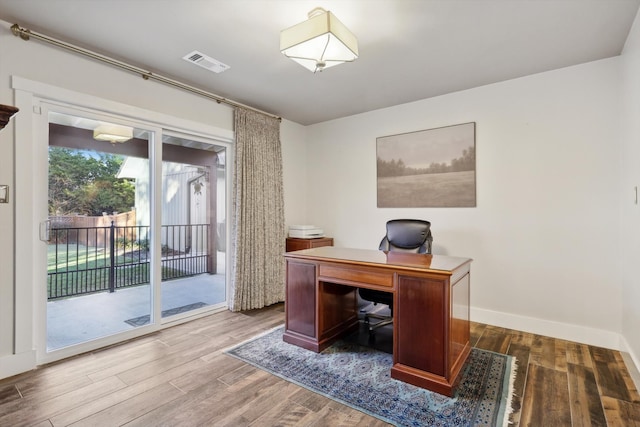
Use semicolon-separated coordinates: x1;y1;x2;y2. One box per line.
376;122;476;208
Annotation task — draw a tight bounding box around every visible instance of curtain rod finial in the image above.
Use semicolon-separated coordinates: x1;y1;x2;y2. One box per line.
11;24;31;41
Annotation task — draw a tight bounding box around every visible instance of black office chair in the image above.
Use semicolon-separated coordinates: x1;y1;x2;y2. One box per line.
360;219;433;334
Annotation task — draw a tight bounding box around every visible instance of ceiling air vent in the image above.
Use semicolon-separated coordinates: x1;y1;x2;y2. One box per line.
182;50;230;74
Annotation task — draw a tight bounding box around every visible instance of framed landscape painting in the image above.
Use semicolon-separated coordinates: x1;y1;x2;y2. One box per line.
377;122;476;207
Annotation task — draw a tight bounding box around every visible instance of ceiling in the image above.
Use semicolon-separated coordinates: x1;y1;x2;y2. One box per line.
1;0;638;125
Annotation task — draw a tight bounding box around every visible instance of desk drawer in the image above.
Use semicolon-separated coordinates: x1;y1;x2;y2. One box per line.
319;265;393;288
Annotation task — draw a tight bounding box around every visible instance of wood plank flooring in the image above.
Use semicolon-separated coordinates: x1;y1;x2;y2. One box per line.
0;304;639;426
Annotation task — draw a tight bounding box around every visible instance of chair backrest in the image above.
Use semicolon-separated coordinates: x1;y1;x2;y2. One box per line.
378;219;432;254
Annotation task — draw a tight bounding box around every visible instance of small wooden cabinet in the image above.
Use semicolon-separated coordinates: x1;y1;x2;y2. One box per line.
286;237;333;252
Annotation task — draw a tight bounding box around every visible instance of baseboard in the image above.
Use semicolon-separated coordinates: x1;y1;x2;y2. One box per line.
0;350;36;380
470;306;622;350
620;336;640;391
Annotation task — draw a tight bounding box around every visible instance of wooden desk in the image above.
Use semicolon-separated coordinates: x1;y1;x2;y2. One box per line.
283;246;472;396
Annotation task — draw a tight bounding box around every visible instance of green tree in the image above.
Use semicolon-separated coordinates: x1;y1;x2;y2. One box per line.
48;147;135;216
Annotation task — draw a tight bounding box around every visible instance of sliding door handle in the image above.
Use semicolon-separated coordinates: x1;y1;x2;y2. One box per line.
39;220;51;242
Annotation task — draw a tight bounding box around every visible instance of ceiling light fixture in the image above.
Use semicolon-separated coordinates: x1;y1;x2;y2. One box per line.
93;124;133;143
280;7;358;73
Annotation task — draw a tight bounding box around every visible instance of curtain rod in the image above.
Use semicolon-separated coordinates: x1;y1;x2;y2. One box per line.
10;24;281;121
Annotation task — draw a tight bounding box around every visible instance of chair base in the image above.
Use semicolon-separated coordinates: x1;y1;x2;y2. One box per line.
364;313;393;335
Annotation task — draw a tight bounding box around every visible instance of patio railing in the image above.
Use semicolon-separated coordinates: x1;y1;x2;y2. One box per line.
47;222;210;300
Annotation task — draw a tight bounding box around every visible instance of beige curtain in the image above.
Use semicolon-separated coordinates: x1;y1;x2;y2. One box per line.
230;108;285;311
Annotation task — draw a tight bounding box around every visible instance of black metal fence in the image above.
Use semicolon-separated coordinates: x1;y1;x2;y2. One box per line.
47;222;210;300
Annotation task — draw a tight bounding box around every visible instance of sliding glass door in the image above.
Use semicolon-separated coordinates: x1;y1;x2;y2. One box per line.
45;111;154;351
41;107;228;357
160;133;227;321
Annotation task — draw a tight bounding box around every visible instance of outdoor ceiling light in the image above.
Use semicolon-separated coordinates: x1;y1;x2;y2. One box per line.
93;124;133;143
280;7;358;73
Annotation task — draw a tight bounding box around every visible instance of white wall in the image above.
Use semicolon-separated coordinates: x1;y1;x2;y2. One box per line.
281;119;308;227
621;9;640;367
305;58;624;349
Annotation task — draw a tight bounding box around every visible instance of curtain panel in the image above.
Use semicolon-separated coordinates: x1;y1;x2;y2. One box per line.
230;108;285;311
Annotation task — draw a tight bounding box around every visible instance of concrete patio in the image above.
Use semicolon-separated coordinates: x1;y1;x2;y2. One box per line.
47;271;226;351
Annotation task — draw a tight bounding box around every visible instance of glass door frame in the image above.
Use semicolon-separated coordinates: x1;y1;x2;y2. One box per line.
36;102;163;363
13;77;233;366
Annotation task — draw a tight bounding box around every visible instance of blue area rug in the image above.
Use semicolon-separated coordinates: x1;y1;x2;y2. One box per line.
225;326;515;427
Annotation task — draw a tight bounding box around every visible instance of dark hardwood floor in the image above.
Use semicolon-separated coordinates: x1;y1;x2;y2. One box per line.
0;304;639;426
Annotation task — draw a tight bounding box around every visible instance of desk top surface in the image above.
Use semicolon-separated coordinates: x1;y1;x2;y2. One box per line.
284;246;471;273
